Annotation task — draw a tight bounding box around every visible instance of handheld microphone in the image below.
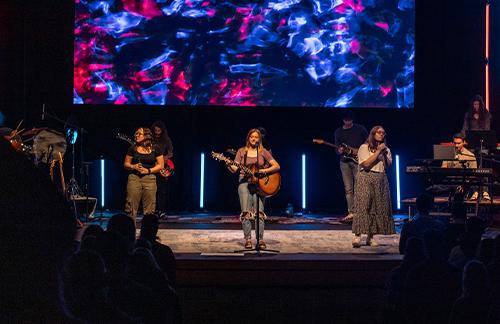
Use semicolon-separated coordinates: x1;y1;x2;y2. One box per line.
42;104;46;121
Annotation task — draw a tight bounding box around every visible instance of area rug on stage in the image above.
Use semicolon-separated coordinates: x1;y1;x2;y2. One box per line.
155;229;400;254
161;215;378;225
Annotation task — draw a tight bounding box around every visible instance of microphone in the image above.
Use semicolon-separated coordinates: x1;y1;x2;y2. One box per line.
42;104;46;121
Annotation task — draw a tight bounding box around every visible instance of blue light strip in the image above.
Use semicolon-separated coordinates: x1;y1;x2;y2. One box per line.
302;154;306;210
396;154;401;210
100;159;105;208
200;153;205;209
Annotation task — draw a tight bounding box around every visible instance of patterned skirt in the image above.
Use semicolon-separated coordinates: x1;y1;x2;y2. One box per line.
352;171;395;235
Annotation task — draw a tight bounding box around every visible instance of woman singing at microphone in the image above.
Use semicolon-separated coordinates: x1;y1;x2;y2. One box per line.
352;126;395;248
226;128;280;249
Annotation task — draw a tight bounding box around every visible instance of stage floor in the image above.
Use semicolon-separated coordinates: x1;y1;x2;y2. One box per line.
156;229;400;255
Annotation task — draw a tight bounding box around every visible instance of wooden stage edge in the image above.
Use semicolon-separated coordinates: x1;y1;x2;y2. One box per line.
176;253;402;288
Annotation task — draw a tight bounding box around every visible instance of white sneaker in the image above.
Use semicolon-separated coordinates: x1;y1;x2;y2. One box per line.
352;235;361;248
470;192;479;201
366;238;379;247
482;192;491;201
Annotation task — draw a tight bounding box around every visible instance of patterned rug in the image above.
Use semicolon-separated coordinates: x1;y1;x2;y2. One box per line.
156;229;401;254
160;214;407;225
165;215;342;224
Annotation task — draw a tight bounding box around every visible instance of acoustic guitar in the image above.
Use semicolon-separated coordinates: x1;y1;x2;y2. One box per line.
116;133;175;178
211;151;281;197
312;138;359;163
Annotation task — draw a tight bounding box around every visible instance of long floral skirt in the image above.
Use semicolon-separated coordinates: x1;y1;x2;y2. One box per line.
352;171;395;235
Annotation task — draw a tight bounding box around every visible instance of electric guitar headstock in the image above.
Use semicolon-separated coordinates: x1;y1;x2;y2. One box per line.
116;133;134;145
312;138;325;145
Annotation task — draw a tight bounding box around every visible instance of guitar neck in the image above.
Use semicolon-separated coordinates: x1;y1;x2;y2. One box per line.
322;141;338;149
226;159;253;175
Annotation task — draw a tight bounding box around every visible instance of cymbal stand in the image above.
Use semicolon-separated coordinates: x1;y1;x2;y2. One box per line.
67;141;83;199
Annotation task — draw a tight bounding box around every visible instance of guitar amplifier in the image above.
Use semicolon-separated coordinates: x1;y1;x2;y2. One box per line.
69;195;98;218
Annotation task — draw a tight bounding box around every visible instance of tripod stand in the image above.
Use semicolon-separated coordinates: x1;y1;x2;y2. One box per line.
66;136;86;226
235;142;279;255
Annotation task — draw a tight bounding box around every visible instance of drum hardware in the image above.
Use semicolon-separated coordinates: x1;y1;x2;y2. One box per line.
65;127;83;199
38;105;89;225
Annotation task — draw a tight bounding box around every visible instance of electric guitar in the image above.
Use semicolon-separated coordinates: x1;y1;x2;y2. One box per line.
211;151;281;197
116;133;175;178
312;138;359;163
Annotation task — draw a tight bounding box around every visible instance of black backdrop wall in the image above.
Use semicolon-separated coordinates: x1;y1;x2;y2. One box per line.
0;0;496;213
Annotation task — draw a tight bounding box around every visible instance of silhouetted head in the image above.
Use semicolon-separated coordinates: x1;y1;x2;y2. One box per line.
462;260;489;298
416;193;433;214
140;214;159;242
107;213;136;244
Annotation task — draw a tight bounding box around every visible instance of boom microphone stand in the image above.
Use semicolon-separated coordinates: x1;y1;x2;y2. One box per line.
235;141;279;255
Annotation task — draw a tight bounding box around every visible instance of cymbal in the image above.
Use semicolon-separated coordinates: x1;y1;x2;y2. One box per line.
22;127;48;137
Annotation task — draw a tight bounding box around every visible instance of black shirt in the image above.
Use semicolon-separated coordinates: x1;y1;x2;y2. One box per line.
154;136;174;157
126;145;162;175
334;123;368;153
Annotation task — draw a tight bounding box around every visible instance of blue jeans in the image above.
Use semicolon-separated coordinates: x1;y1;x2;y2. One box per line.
339;160;359;214
238;182;265;240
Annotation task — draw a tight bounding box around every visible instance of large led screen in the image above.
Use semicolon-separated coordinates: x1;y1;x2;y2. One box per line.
74;0;414;107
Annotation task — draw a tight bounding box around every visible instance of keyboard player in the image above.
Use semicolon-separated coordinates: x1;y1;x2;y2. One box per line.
441;133;490;200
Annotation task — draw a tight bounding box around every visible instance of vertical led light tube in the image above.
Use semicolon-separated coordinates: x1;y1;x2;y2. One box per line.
486;2;490;110
200;153;205;209
302;154;306;210
100;159;105;208
396;155;401;210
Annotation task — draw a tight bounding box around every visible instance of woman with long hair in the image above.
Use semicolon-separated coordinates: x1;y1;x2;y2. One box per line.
226;128;280;249
462;95;491;134
123;127;164;221
352;126;395;247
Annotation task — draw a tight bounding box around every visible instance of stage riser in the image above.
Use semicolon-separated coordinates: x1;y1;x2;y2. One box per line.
175;257;399;322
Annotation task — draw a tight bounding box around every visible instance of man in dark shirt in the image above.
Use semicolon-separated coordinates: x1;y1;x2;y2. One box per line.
334;110;368;223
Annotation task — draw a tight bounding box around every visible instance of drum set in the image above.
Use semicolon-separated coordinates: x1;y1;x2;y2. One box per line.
5;124;96;223
7;127;68;166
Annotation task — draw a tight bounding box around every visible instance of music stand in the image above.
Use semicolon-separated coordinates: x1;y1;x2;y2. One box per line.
466;130;497;153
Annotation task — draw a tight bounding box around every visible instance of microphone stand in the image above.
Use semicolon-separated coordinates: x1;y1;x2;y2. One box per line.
235;141;279;255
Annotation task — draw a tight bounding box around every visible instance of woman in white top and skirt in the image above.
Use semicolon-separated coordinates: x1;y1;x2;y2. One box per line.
352;126;395;248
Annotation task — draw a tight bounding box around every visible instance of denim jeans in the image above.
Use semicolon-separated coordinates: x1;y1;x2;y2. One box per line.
238;182;265;240
339;160;359;214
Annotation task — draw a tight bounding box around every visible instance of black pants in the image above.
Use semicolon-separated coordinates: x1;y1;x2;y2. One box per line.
156;176;169;212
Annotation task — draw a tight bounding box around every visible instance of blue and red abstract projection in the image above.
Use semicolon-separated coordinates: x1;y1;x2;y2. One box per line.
74;0;414;108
